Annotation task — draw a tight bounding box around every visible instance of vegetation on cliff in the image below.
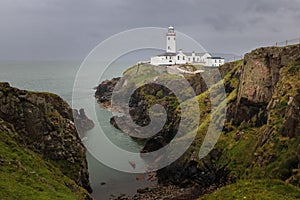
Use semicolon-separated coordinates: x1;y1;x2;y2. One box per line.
0;128;90;199
200;179;300;200
181;44;300;199
0;83;93;199
95;44;300;199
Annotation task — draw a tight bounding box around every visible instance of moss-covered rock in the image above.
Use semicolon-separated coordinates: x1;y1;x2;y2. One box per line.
0;83;92;193
0;121;92;199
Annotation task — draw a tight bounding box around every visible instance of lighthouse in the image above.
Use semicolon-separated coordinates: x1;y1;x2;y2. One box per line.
166;26;176;53
150;26;224;66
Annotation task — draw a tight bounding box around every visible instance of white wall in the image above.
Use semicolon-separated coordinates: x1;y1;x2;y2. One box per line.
186;53;211;64
151;53;225;67
151;56;175;65
166;35;176;53
150;52;188;66
175;52;187;64
205;58;225;67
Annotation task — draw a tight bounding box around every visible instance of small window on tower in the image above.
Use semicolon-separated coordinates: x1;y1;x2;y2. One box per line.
168;37;170;40
168;46;171;50
174;37;176;40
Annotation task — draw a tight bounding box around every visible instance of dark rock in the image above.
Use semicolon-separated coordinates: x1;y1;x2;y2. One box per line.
95;77;121;108
141;136;166;153
0;82;92;193
137;187;151;193
73;108;95;134
100;182;106;186
281;92;300;138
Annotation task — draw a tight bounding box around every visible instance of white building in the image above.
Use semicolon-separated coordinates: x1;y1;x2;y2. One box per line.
206;57;225;67
150;26;225;67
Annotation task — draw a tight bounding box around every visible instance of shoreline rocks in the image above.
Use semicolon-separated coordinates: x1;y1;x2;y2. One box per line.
73;108;95;134
95;77;121;109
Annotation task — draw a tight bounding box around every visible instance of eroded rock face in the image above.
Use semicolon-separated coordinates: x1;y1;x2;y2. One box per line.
0;82;92;193
234;45;300;126
95;77;121;108
280;89;300;138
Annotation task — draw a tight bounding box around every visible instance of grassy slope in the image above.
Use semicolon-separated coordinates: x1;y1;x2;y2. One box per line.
198;54;300;198
0;130;88;200
217;58;300;181
200;179;300;200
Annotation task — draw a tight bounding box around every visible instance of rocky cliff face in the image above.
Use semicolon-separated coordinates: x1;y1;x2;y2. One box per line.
148;46;300;200
0;82;92;193
95;77;121;108
96;44;300;199
161;44;300;186
233;45;300;126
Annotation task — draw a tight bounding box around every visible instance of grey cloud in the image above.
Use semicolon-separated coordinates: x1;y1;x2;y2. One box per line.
246;0;300;14
0;0;299;60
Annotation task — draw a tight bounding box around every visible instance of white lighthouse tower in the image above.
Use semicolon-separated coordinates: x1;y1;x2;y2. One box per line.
166;26;176;53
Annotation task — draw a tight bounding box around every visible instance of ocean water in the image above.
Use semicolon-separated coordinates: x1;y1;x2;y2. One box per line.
0;60;155;200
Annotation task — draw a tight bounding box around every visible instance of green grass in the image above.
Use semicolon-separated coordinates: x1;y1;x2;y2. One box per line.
288;62;300;75
123;64;160;86
200;179;300;200
0;130;88;200
216;128;259;178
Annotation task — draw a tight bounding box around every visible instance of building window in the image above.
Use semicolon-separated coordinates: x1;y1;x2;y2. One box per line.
183;56;185;60
168;37;170;40
178;56;180;60
168;46;170;50
169;56;172;59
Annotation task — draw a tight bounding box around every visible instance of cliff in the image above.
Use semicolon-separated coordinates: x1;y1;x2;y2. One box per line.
95;44;300;199
165;44;300;199
0;82;93;199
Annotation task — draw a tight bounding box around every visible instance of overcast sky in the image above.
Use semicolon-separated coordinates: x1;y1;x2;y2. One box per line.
0;0;299;60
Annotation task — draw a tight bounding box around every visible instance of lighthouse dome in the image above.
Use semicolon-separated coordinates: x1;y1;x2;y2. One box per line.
168;26;174;30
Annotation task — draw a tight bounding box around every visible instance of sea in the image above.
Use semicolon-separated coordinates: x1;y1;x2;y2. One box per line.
0;60;156;200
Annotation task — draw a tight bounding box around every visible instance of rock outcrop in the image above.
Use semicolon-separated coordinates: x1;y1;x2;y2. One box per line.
0;82;93;193
95;77;121;108
233;45;300;126
73;108;95;134
96;44;300;199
